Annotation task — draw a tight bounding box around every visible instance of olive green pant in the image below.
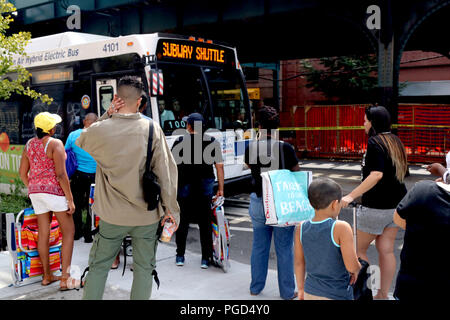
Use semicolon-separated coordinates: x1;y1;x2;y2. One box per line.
82;220;159;300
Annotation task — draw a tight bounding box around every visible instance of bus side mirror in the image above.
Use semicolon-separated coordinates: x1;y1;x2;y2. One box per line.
149;70;164;96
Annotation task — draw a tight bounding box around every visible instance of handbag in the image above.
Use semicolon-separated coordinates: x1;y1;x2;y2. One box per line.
65;148;78;178
257;140;314;226
261;169;315;226
143;120;161;211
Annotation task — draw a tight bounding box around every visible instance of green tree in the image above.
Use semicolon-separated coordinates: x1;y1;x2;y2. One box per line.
302;55;378;104
0;0;52;103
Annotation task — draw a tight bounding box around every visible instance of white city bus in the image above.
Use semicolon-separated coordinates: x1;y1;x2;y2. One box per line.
0;32;253;192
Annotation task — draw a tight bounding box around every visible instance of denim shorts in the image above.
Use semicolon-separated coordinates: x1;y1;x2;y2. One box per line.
357;205;398;235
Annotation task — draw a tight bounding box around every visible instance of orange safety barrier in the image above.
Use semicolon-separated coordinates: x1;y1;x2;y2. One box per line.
397;104;450;163
279;104;450;163
280;105;368;159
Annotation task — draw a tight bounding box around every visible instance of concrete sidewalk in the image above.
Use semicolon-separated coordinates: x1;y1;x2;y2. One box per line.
0;238;282;300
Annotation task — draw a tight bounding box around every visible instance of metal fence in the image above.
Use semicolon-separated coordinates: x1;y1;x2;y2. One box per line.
279;104;450;163
397;104;450;163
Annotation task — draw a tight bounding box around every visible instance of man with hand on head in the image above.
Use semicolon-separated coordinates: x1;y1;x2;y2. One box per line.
99;90;151;270
77;76;180;300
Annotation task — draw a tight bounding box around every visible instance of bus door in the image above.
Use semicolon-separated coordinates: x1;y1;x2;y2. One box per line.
204;67;252;181
96;79;117;116
152;64;211;148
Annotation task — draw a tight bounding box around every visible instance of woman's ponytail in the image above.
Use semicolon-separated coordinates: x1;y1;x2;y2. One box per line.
36;128;48;139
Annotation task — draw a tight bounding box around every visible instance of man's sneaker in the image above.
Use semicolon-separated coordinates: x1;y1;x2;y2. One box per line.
201;259;209;269
175;256;185;266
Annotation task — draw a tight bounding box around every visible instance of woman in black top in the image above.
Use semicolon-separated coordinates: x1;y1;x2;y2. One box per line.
342;106;408;300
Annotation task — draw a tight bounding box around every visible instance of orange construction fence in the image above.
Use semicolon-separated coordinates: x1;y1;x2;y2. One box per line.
397;104;450;163
279;104;450;163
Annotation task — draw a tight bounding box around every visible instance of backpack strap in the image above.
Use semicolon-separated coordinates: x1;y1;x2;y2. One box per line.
152;269;160;289
122;238;127;277
145;120;154;173
78;266;89;290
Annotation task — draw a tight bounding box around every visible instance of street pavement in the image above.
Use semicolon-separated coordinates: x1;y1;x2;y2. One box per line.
0;159;435;300
0;237;282;300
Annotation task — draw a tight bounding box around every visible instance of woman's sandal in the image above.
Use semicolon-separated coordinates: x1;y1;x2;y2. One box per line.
59;276;81;291
41;275;61;286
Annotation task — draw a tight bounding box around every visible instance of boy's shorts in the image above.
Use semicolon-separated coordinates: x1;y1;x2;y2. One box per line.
357;205;398;235
29;193;68;214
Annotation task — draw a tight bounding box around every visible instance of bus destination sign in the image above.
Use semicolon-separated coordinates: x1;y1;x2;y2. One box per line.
156;39;234;67
31;68;74;84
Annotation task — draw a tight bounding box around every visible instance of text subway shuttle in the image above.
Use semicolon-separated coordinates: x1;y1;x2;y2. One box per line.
162;42;226;63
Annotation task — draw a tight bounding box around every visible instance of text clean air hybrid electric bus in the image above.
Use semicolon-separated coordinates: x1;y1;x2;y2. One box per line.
0;32;253;192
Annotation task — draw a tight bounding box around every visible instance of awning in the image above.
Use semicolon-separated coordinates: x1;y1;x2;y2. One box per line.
400;80;450;96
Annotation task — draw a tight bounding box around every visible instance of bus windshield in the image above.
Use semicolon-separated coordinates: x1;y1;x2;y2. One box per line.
157;64;250;134
204;67;250;131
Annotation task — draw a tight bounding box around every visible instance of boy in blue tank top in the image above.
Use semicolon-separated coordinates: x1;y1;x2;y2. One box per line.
294;178;361;300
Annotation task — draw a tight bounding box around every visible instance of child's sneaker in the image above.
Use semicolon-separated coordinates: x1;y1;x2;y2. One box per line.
175;256;185;266
201;259;209;269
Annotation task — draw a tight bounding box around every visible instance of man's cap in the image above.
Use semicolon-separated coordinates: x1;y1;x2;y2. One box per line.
186;113;204;125
34;112;62;133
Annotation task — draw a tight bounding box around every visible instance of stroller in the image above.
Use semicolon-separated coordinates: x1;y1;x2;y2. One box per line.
210;196;231;272
6;208;62;287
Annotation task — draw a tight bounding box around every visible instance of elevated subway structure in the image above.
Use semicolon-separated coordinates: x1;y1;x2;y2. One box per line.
7;0;450;162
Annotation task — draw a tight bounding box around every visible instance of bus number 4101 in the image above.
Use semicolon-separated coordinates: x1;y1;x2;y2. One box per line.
103;42;119;53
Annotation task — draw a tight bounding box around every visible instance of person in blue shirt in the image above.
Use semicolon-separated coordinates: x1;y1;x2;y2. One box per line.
65;113;98;243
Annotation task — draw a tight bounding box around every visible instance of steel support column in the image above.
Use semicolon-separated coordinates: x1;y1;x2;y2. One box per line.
377;0;398;126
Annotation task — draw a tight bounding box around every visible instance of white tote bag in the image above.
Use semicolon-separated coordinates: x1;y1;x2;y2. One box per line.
261;170;314;226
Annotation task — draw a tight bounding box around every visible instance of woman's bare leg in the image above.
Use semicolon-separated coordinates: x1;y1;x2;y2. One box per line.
356;229;377;263
54;211;75;279
37;212;58;284
374;227;398;299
